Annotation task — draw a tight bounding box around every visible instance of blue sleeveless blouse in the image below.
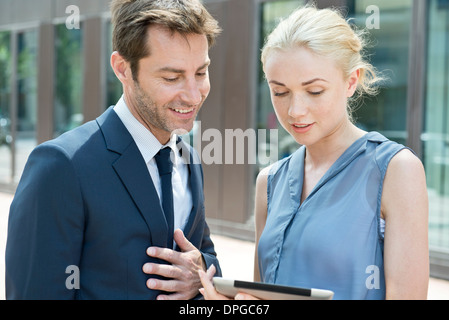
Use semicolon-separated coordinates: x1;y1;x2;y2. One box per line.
258;132;408;300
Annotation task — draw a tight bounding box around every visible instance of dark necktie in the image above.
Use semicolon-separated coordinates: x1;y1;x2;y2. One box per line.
154;147;174;248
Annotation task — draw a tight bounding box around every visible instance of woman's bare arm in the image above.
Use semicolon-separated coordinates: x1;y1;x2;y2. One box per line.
382;149;429;300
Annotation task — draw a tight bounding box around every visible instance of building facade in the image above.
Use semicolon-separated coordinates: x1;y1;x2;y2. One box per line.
0;0;448;280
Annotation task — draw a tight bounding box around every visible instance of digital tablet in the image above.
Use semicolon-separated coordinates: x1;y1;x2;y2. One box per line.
213;278;334;300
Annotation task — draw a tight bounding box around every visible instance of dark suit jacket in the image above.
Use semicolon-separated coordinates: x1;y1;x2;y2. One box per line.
5;107;221;300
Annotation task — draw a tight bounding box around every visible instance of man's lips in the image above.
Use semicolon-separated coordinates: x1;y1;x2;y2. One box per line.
171;107;195;114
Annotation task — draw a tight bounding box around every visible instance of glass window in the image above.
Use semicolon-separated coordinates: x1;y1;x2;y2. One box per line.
347;0;413;146
54;23;83;137
0;31;12;184
16;29;38;183
423;0;449;250
256;0;305;172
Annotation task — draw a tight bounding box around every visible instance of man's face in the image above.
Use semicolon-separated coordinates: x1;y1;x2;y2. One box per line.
125;25;211;144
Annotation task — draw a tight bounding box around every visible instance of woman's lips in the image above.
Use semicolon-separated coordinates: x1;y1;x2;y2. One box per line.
291;123;315;133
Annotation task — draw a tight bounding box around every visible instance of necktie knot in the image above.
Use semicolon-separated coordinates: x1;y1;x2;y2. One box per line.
155;147;173;176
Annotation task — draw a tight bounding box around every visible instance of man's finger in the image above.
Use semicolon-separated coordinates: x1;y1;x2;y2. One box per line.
156;292;191;301
147;246;180;265
173;229;196;252
142;262;181;279
146;278;181;293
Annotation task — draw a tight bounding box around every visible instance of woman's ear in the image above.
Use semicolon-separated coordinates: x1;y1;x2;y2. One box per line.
346;69;360;98
110;51;131;84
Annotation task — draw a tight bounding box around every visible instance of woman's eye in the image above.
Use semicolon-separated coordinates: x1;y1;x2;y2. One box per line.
309;91;324;96
274;92;288;97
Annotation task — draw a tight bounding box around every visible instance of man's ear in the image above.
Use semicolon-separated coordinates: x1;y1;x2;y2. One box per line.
110;51;131;84
346;69;360;98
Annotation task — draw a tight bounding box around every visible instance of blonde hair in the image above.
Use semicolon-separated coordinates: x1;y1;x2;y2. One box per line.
261;5;384;112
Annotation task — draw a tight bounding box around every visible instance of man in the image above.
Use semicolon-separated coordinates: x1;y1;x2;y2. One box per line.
6;0;222;300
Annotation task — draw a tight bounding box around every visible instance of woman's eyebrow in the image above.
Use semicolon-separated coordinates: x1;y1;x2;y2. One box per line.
268;80;286;86
268;78;328;87
301;78;328;86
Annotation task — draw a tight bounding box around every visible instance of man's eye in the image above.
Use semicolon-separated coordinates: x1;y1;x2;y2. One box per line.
164;77;179;83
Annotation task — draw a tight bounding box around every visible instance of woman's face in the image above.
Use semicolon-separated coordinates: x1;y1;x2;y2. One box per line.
263;46;359;147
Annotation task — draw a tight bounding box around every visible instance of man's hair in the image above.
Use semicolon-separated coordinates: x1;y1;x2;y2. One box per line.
111;0;221;80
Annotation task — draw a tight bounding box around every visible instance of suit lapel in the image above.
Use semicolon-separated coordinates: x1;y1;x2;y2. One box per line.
184;163;202;239
112;146;168;248
97;107;168;248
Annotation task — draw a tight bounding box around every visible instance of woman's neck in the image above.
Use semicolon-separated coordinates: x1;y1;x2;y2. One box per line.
304;122;366;171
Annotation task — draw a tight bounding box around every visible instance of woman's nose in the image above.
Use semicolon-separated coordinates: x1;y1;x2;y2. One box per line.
288;94;308;118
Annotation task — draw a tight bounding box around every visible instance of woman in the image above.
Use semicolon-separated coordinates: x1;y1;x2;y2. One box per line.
200;5;429;300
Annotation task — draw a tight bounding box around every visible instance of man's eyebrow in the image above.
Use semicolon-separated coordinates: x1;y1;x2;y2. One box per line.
158;61;211;74
198;60;211;71
158;67;185;74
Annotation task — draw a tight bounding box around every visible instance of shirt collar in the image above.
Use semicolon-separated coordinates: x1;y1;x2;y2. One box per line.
113;96;180;165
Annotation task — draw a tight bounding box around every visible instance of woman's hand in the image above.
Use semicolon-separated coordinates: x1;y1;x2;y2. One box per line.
198;265;230;300
198;265;260;300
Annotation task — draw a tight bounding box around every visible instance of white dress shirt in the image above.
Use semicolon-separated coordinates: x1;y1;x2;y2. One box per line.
114;96;192;244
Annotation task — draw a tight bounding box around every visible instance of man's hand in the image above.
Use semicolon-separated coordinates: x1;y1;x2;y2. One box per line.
142;229;206;300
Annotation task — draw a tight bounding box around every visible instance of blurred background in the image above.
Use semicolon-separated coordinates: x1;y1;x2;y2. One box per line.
0;0;448;283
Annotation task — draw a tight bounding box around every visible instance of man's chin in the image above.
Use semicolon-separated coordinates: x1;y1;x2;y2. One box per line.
169;123;195;137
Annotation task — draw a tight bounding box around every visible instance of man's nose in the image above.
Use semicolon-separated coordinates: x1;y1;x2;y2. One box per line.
181;78;203;106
